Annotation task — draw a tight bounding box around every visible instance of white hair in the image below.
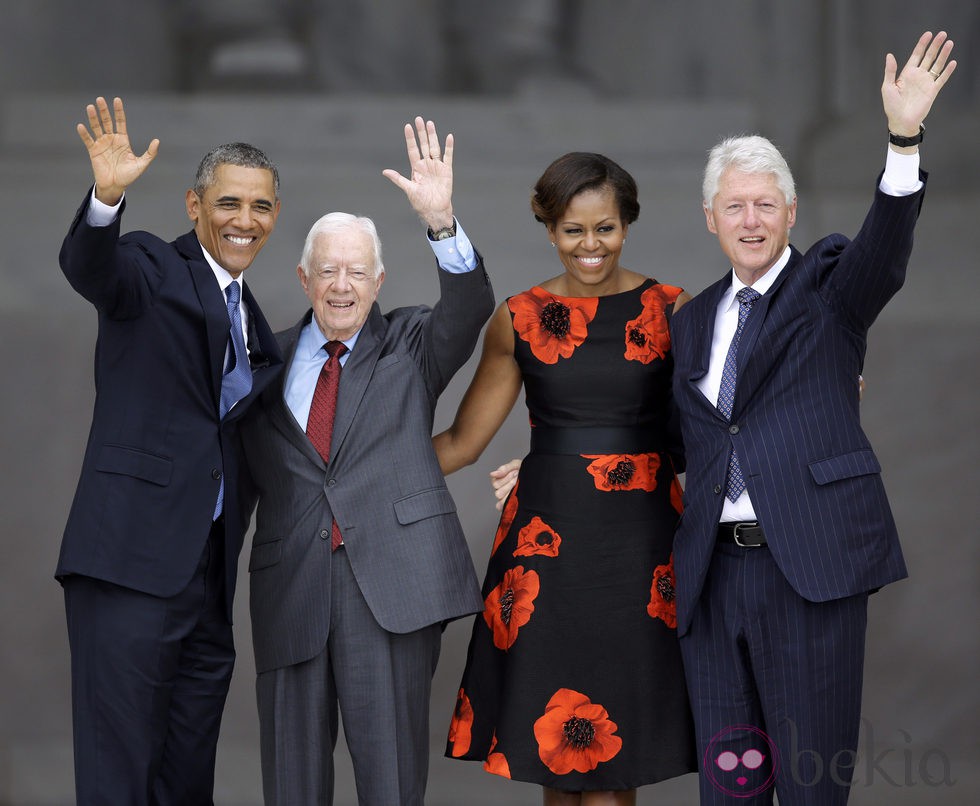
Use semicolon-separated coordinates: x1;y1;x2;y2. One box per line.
702;135;796;206
299;212;384;277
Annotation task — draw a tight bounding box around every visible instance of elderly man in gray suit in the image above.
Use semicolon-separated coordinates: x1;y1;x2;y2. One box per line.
240;117;494;805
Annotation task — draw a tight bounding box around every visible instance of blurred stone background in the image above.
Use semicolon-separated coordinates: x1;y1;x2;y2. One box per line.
0;1;976;803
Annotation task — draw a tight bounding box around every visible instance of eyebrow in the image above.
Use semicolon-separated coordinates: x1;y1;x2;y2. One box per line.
213;195;274;206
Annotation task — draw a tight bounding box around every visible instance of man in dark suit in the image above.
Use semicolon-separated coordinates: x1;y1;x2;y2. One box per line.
240;117;494;804
670;32;956;804
57;96;284;804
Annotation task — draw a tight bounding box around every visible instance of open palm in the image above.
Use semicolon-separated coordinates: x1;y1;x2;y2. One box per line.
77;97;159;204
382;116;455;229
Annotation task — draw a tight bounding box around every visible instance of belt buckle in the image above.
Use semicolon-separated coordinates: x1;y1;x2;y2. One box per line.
733;522;760;547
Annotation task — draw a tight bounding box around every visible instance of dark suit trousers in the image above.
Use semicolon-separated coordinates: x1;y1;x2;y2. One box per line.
256;546;442;806
679;542;868;806
64;521;235;806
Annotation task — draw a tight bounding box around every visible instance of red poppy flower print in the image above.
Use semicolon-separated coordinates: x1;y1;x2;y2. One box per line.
447;688;474;757
483;734;511;778
514;515;561;558
647;554;677;628
509;287;598;364
483;566;540;650
624;283;683;364
491;481;520;558
670;474;684;514
533;688;623;775
583;453;661;492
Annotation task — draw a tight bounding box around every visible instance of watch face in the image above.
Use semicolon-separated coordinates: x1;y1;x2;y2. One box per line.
433;226;456;240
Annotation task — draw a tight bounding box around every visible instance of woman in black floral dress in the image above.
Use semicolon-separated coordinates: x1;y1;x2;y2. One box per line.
434;152;696;804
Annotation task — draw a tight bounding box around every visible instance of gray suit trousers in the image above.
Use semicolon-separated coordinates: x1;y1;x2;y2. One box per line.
257;546;442;805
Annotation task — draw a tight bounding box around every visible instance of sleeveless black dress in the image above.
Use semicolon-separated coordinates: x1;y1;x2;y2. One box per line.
446;279;697;790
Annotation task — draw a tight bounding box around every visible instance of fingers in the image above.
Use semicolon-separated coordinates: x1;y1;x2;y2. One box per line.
113;96;128;136
405;116;450;164
903;30;956;83
442;132;454;170
903;30;934;73
142;138;161;164
403;122;421;164
98;96;114;137
80;96;121;141
882;52;898;87
76;122;95;149
380;167;410;191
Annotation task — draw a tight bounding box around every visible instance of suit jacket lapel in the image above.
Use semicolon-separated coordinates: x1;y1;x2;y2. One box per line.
683;275;729;417
177;231;228;408
329;304;385;462
731;247;799;415
266;315;326;466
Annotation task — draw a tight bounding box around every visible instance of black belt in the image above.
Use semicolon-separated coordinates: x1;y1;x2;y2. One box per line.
717;521;767;547
529;426;662;455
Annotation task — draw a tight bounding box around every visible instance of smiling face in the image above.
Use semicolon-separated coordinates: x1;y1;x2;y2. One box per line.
704;168;796;286
185;163;280;278
548;186;628;296
298;227;384;342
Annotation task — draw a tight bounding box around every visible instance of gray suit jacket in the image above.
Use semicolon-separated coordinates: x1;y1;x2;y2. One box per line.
241;259;494;673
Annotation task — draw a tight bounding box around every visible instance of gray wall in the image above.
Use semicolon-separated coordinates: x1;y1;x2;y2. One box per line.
0;2;976;803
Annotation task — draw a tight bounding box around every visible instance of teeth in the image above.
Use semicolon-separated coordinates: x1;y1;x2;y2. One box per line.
329;301;354;308
579;256;603;264
227;235;253;245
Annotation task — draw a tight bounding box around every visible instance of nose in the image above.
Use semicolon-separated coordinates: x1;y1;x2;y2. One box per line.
742;205;761;228
333;270;352;290
232;206;254;229
582;231;599;250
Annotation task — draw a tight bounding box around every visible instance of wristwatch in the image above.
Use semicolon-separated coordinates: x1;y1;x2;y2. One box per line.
888;124;924;148
427;221;457;241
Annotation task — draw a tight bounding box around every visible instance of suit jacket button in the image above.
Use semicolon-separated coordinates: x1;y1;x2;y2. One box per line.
319;529;330;540
713;484;722;494
211;469;222;480
327;478;337;487
729;424;740;434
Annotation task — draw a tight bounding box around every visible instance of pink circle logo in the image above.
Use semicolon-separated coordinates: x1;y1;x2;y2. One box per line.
704;724;779;797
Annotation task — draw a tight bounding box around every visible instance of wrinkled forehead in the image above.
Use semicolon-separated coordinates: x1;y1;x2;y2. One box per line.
205;164;277;199
311;228;377;268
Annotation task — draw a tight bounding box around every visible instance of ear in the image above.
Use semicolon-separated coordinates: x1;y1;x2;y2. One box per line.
185;189;199;223
703;202;718;235
296;264;308;294
786;197;798;230
375;270;386;292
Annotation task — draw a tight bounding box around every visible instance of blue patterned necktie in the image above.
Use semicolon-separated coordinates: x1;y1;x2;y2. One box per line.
718;287;761;502
214;280;253;518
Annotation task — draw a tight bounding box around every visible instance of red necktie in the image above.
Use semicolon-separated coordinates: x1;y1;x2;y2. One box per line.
306;340;348;550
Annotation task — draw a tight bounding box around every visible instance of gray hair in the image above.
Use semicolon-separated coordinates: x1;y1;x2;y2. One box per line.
299;212;384;278
702;135;795;207
193;142;280;199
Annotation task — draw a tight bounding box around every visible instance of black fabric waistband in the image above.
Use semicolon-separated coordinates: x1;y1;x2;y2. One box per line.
529;426;662;455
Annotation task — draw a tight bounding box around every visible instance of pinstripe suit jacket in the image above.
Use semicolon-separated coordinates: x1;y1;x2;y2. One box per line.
671;176;926;636
241;259;494;674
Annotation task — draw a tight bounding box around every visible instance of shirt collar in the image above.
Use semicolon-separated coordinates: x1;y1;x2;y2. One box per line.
199;242;237;294
299;314;361;359
722;245;791;310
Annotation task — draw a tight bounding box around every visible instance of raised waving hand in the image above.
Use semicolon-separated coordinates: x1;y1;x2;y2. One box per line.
382;116;455;231
76;96;159;206
882;31;956;140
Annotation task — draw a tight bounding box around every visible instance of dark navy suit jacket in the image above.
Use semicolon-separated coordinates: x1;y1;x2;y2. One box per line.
56;191;283;617
671;175;925;636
